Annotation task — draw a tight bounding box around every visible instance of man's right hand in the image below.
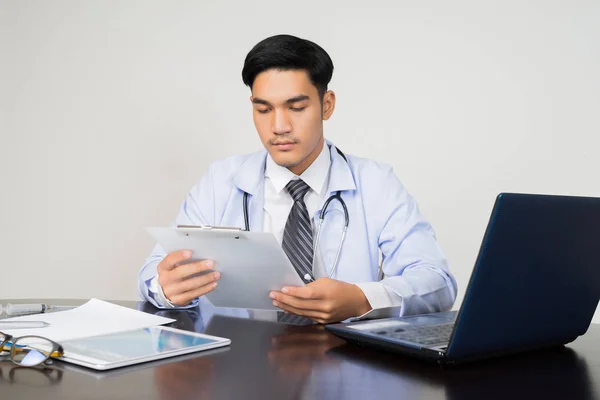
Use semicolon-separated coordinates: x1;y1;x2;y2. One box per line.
157;250;220;306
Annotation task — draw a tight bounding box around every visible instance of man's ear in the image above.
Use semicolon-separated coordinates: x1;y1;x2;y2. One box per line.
322;91;336;120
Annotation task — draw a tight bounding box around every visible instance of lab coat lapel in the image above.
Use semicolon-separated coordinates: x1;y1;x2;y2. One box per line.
313;142;356;220
232;149;267;232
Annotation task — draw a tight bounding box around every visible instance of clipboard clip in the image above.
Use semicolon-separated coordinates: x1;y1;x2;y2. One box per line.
176;225;243;231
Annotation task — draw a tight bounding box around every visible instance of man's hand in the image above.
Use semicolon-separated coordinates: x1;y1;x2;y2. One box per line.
269;278;372;324
157;250;220;306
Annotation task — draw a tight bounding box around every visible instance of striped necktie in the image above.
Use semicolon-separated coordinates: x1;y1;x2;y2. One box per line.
278;179;316;324
282;179;314;283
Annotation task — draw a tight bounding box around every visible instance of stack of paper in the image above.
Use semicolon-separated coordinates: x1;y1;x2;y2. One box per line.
0;299;175;342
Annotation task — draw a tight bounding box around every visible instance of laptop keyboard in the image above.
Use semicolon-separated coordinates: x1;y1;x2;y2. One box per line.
375;323;454;347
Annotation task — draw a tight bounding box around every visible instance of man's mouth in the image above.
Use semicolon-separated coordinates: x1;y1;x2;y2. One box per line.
272;141;297;150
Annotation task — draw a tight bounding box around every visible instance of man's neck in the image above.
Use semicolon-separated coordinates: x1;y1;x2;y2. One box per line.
288;137;325;175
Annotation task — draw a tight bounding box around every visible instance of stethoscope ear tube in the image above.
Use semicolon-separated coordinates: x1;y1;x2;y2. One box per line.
243;192;250;231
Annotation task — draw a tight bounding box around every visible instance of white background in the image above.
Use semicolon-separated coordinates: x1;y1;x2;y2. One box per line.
1;1;598;323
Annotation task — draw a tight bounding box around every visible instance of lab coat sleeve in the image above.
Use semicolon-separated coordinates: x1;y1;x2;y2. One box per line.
370;167;457;316
137;164;217;309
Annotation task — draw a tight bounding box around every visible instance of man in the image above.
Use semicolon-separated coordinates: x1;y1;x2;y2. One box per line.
138;34;457;324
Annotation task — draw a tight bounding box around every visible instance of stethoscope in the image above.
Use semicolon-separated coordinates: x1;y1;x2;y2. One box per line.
242;147;350;283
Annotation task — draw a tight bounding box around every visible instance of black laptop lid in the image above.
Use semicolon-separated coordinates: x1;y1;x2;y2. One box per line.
447;193;600;361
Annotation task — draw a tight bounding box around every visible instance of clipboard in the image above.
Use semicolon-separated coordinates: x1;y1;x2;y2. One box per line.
147;226;305;310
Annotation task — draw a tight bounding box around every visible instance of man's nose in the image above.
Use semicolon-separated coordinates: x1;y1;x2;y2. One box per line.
272;109;292;134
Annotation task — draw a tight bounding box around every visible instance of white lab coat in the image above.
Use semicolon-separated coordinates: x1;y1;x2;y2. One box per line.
139;141;457;316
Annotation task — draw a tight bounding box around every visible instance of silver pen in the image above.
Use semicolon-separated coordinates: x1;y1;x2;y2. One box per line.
0;303;76;317
0;321;51;329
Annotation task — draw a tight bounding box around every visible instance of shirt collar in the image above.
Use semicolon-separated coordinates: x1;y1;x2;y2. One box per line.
265;142;331;196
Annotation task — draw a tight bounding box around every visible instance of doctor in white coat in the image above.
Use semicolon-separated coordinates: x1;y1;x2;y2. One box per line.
138;34;457;324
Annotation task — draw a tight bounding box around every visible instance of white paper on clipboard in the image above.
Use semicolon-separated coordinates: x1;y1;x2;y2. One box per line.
147;226;305;310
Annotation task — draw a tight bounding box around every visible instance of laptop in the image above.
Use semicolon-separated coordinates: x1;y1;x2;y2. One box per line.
326;193;600;364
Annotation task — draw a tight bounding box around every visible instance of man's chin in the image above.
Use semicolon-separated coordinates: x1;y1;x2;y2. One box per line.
267;149;297;166
274;159;301;170
269;155;299;170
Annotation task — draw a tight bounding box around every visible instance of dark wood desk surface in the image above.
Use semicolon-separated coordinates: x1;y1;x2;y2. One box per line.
1;299;598;400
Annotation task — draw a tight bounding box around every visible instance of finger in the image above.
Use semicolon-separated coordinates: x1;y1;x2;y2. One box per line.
165;271;220;297
170;260;215;281
158;250;192;272
168;281;219;306
278;285;321;300
272;292;325;312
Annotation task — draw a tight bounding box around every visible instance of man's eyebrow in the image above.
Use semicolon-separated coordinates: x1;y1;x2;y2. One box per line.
251;95;310;106
286;95;309;103
251;98;271;106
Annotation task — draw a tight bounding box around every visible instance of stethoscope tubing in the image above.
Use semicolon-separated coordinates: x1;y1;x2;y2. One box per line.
242;147;350;282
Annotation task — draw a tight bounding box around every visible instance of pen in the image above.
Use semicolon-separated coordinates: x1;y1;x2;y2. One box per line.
0;321;51;329
0;303;76;317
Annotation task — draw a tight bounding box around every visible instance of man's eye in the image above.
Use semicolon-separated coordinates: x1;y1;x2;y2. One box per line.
290;107;306;112
256;108;270;114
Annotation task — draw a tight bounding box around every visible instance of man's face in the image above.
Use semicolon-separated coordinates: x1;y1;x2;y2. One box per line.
250;69;335;175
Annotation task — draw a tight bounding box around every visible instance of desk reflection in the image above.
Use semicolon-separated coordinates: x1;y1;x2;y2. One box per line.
316;345;596;400
0;362;63;387
139;301;597;400
154;353;214;400
139;297;313;334
147;312;340;399
139;297;255;333
268;325;346;376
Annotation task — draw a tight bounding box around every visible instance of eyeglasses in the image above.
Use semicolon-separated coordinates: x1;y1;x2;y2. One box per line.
0;331;64;367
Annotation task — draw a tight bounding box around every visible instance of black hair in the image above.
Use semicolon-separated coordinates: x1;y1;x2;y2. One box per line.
242;34;334;99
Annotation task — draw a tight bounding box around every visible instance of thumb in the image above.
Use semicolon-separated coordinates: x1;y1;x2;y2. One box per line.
158;249;192;271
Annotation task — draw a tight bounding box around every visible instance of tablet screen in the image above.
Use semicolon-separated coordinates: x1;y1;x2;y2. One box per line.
61;326;221;362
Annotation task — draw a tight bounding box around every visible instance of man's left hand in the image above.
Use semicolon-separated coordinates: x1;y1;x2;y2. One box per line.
269;278;372;324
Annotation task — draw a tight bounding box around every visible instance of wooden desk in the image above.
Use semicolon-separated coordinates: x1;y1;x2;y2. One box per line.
1;299;598;399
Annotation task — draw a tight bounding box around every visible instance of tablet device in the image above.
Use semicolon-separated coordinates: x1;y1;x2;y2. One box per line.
57;326;230;371
147;226;305;310
58;346;230;378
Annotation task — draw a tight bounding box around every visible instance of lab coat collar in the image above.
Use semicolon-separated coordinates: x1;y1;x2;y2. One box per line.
325;140;356;195
233;148;268;196
232;140;356;196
